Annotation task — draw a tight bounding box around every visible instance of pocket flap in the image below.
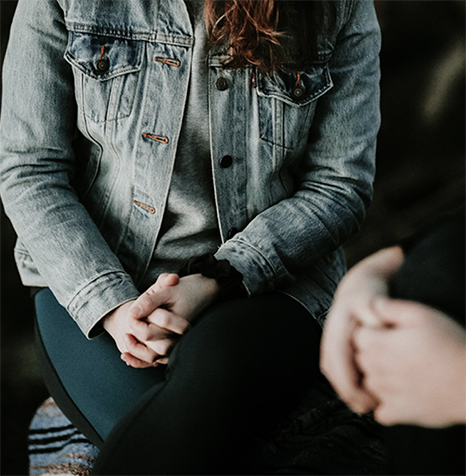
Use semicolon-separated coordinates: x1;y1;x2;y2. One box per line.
256;64;333;107
65;31;143;81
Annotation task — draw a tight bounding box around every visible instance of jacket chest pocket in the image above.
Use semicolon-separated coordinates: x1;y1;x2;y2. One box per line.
256;64;332;150
65;31;143;124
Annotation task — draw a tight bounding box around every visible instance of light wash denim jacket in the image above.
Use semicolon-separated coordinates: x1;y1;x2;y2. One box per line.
0;0;381;337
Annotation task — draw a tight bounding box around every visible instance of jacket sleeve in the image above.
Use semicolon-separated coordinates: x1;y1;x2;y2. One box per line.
390;211;466;325
0;0;139;337
215;0;381;294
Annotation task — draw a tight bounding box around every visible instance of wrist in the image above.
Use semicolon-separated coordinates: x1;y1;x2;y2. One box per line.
102;300;135;335
178;253;246;301
180;274;221;313
199;273;221;303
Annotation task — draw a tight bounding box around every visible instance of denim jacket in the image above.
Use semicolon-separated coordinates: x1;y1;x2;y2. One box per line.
0;0;381;337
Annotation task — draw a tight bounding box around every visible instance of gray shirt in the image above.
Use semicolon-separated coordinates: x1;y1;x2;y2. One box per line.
145;0;220;285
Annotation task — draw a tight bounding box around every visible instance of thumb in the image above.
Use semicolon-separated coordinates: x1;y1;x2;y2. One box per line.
154;273;180;288
130;286;173;319
130;274;180;318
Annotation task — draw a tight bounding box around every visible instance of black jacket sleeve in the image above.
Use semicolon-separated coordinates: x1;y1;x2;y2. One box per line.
389;208;465;327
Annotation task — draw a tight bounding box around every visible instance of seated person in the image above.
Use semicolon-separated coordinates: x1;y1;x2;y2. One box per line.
321;210;465;475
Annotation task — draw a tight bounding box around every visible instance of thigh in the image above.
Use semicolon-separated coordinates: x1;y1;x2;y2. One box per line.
35;289;320;454
167;292;322;419
34;288;166;443
92;292;322;475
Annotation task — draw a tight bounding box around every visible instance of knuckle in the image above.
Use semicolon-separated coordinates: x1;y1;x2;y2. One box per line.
125;339;136;351
140;294;153;307
149;280;163;292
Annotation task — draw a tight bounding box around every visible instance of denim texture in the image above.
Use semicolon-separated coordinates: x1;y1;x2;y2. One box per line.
0;0;381;337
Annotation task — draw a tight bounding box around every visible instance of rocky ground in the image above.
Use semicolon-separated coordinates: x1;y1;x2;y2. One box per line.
1;2;464;475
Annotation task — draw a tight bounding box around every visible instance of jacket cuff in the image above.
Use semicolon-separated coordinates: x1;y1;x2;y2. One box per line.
66;271;140;338
214;238;279;296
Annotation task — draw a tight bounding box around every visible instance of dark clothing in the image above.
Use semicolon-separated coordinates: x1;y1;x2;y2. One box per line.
390;209;465;327
385;424;465;476
35;289;322;475
387;209;466;476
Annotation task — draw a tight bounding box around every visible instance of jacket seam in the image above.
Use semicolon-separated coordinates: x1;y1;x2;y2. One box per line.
344;0;356;24
65;22;194;47
66;270;131;310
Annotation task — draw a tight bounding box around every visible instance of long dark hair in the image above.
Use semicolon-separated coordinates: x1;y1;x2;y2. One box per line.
205;0;335;72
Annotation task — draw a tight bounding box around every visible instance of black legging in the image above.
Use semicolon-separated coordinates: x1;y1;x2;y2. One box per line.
35;288;322;475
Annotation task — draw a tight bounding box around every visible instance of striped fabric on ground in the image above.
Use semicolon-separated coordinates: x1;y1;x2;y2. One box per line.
28;398;98;476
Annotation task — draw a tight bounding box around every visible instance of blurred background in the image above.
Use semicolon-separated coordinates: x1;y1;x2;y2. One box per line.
1;1;465;474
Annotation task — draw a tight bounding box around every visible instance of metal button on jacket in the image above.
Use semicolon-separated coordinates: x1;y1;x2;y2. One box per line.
291;85;305;100
215;77;229;91
227;227;238;240
219;155;233;168
95;58;110;74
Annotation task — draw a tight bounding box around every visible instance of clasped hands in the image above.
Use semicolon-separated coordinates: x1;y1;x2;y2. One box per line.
103;273;220;368
321;246;466;428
